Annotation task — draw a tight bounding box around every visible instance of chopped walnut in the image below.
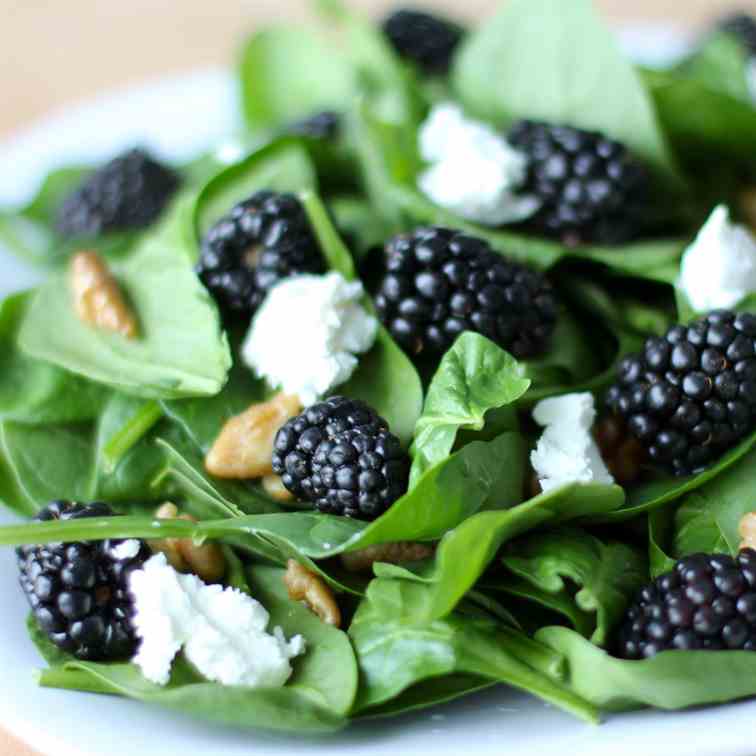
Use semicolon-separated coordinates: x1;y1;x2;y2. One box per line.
283;559;341;627
69;250;138;338
205;392;301;479
262;473;295;502
739;512;756;552
340;541;434;573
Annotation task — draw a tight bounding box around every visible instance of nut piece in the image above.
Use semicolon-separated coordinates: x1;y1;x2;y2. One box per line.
70;250;138;338
262;473;295;502
284;559;341;627
150;502;226;582
340;541;434;573
739;512;756;552
739;186;756;232
205;393;301;479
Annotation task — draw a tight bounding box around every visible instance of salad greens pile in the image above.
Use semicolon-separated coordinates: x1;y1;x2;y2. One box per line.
2;0;756;736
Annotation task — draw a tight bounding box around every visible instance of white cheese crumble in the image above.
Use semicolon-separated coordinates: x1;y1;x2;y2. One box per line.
242;271;378;405
130;553;305;687
110;539;141;560
530;393;614;493
678;205;756;313
748;58;756;105
417;102;540;227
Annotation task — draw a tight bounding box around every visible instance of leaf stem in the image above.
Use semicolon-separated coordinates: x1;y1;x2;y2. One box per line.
103;401;163;472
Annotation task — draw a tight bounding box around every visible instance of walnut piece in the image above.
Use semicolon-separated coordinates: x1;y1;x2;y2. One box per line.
205;393;301;479
340;541;434;573
150;502;226;582
283;559;341;627
739;512;756;552
70;250;138;338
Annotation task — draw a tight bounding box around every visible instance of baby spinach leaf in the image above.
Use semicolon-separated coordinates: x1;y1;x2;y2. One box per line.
537;625;756;712
238;26;356;131
19;202;232;400
33;566;357;733
451;0;679;181
501;528;647;646
328;195;394;261
679;33;751;106
648;508;676;578
300;189;356;279
348;580;598;722
0;292;109;424
410;332;530;486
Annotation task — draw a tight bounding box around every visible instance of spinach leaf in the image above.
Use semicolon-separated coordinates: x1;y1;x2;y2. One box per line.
410;332;530;486
501;528;647;645
348;579;598;722
19;201;232;400
451;0;679;181
679;33;751;106
238;26;356;131
648;508;676;578
96;394;163;472
33;566;357;733
328;195;395;261
537;625;756;712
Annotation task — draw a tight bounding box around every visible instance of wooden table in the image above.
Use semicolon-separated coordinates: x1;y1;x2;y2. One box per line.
0;0;743;753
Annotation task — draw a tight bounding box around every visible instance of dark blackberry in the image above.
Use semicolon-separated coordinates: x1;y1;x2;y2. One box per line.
381;9;463;75
617;549;756;659
374;227;557;359
286;111;341;141
56;148;179;239
507;120;650;245
195;191;324;318
272;396;409;520
606;310;756;476
17;500;149;661
719;13;756;55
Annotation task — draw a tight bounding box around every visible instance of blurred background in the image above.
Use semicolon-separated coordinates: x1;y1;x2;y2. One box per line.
0;0;747;138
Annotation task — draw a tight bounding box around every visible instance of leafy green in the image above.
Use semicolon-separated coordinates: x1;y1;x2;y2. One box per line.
451;0;679;180
19;202;232;400
679;33;751;106
410;332;530;486
648;508;676;578
538;625;756;712
501;528;646;645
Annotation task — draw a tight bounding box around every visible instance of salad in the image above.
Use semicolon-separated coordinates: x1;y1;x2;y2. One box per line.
2;0;756;736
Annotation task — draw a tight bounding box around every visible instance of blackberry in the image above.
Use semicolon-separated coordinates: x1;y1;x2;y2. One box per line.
607;310;756;476
719;13;756;55
381;9;463;75
286;111;341;141
374;227;557;359
17;500;149;661
272;396;409;520
507;120;649;245
617;549;756;659
196;191;324;318
56;148;179;239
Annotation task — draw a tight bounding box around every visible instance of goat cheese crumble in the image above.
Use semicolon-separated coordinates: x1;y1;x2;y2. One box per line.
679;205;756;313
130;553;305;687
417;102;540;226
530;393;614;492
110;539;141;560
241;271;378;405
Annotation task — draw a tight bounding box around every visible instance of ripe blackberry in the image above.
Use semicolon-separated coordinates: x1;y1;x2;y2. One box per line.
374;227;557;359
17;500;150;661
506;120;649;245
286;111;341;141
607;310;756;476
56;148;179;239
719;13;756;54
617;549;756;659
196;191;324;318
272;396;409;520
381;9;463;75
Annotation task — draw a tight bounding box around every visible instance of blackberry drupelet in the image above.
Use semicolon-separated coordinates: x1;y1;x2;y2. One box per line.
374;227;557;359
381;9;463;75
196;191;324;318
607;310;756;476
286;111;341;140
56;148;179;239
272;396;409;520
617;549;756;659
17;500;150;661
719;13;756;54
506;120;649;245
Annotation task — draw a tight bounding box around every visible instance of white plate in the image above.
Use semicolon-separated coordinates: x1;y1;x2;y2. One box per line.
1;27;752;756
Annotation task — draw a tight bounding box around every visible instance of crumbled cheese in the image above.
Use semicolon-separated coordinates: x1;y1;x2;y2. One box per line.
678;205;756;312
417;102;540;227
530;393;614;492
110;539;141;560
242;271;378;405
130;553;305;687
